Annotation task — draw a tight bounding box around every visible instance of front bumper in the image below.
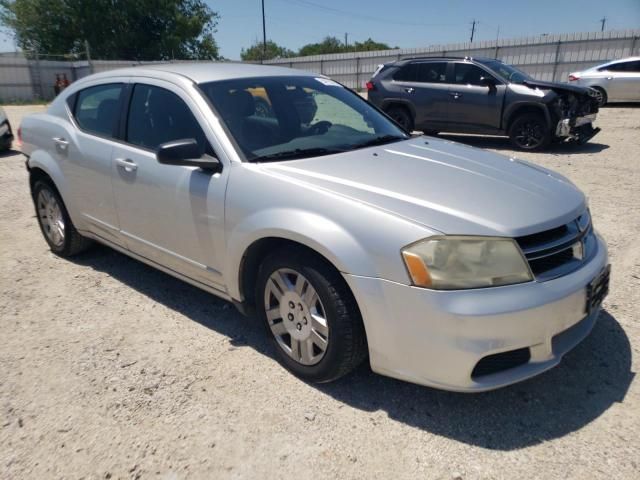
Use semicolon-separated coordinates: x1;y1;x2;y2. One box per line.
555;114;600;143
344;233;609;392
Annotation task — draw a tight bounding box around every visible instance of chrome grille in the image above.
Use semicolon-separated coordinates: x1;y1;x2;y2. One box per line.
516;211;594;281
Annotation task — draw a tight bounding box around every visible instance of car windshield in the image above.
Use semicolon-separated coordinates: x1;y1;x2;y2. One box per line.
481;60;532;84
198;75;408;162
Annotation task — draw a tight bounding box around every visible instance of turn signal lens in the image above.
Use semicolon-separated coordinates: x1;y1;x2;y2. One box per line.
402;251;432;287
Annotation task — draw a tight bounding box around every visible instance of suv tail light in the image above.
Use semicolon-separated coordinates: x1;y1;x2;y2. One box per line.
365;81;376;91
568;74;580;81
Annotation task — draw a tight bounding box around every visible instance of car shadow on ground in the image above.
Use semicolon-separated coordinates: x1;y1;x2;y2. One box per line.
72;245;634;451
0;148;20;158
436;134;610;155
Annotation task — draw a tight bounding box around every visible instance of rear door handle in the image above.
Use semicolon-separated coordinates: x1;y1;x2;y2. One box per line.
449;92;462;99
115;158;138;172
53;137;69;151
404;87;415;94
606;76;613;80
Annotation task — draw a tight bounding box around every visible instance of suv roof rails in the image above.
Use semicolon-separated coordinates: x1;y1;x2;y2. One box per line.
397;55;471;62
396;55;500;63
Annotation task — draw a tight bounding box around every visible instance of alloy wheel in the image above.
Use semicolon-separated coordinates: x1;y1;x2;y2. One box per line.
263;268;329;366
514;121;545;149
37;188;65;247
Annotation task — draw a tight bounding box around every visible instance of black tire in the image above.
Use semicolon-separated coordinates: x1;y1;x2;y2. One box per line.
591;87;607;107
256;248;367;383
32;180;92;257
386;105;414;132
508;113;551;151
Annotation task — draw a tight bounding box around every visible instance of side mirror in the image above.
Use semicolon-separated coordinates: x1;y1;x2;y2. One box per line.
156;138;221;172
480;76;497;89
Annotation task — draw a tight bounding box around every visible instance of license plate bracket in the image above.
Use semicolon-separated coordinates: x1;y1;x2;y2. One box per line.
585;264;610;314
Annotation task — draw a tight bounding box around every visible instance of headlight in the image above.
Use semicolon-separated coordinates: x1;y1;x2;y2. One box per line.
401;236;533;290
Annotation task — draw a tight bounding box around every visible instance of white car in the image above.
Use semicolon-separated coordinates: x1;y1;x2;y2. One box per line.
569;57;640;106
0;106;14;151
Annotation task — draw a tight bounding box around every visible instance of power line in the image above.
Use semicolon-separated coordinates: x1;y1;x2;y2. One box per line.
278;0;457;28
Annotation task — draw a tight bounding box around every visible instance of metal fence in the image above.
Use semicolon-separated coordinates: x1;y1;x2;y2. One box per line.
1;29;639;102
265;29;640;89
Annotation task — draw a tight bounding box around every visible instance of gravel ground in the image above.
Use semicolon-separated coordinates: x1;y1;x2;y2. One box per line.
1;104;639;479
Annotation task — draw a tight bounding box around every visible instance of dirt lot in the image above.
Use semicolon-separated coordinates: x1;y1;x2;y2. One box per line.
1;104;639;479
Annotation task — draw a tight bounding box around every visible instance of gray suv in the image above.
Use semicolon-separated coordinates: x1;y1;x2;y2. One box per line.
367;57;600;150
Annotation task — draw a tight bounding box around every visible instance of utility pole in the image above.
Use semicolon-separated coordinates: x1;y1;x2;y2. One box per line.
470;20;476;43
261;0;267;62
600;17;606;32
344;32;349;50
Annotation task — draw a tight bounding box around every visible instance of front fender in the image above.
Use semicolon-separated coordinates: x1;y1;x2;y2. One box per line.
224;208;373;300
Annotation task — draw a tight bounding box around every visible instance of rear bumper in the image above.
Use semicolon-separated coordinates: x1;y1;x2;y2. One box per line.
344;233;609;392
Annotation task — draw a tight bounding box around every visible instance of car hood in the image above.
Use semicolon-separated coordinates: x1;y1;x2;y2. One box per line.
261;137;586;237
521;78;592;96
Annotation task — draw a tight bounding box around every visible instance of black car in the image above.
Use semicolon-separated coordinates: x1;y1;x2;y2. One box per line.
366;56;600;150
0;106;13;151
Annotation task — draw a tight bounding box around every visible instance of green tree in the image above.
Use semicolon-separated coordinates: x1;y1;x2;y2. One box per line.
350;38;394;52
0;0;221;60
240;40;294;61
297;36;393;56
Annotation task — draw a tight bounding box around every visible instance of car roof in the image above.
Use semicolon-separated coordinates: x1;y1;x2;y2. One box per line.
85;62;318;84
591;56;640;68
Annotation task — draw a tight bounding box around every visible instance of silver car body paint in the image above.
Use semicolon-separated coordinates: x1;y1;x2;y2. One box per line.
570;56;640;103
20;63;609;391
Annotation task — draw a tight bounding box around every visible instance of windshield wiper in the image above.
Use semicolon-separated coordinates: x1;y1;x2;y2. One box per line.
346;134;407;150
251;147;345;163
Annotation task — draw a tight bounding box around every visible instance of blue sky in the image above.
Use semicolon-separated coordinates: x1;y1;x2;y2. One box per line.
1;0;639;58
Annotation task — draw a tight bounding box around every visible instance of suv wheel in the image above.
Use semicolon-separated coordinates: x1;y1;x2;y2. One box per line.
33;180;92;256
386;105;414;132
256;249;367;383
508;113;551;151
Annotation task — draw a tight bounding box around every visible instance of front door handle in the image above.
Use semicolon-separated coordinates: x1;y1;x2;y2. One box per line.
115;158;138;172
606;76;613;80
449;92;462;99
404;87;415;94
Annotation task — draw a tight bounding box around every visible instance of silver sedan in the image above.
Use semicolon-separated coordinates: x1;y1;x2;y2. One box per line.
20;63;609;391
569;56;640;106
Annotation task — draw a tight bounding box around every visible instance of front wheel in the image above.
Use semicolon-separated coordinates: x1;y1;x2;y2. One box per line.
386;105;414;132
33;180;92;256
508;113;551;151
256;250;367;383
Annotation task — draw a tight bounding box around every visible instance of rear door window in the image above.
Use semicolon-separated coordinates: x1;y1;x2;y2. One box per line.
415;62;447;83
393;62;447;83
73;83;123;137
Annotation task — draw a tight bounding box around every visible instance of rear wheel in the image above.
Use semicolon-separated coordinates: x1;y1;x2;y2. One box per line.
508;113;551;151
386;105;414;132
33;180;92;256
591;87;607;107
256;249;367;383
